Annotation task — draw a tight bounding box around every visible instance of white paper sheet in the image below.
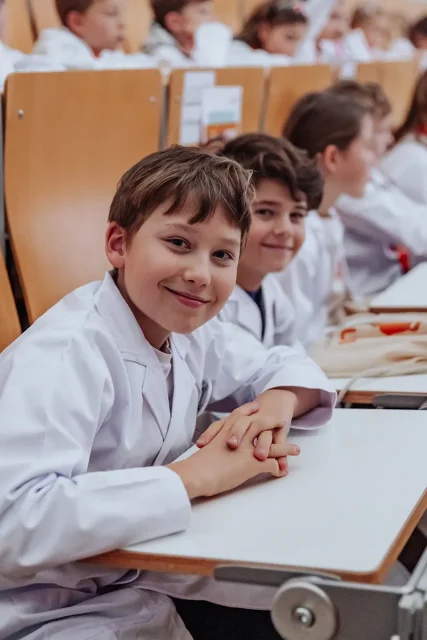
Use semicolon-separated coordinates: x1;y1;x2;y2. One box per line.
179;71;216;145
200;85;243;144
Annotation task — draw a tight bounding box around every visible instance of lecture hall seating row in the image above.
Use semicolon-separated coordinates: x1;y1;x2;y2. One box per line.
0;56;421;348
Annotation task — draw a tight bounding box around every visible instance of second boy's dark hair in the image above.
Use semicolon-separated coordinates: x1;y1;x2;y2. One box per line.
109;146;254;243
151;0;208;28
221;133;323;211
55;0;94;26
327;80;392;119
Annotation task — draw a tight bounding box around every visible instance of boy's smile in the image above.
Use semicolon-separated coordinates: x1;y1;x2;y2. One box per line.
106;203;241;348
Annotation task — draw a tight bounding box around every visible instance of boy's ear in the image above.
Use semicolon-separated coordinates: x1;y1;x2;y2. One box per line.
164;11;184;35
105;222;127;269
257;22;272;47
66;10;86;35
322;144;340;175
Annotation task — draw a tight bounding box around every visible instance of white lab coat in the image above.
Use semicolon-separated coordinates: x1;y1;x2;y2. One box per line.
381;135;427;206
33;27;155;70
342;29;373;62
276;209;348;348
0;272;335;639
0;40;23;89
226;39;293;67
0;39;65;90
143;21;232;68
218;276;299;348
336;168;427;296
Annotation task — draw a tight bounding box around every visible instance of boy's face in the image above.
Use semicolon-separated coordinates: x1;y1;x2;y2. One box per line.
258;22;307;57
165;1;214;46
106;204;241;349
333;114;375;198
238;179;307;283
319;5;349;41
67;0;125;53
372;113;393;160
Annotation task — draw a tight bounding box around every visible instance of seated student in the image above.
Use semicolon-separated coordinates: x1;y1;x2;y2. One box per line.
0;147;335;640
229;0;309;66
0;0;62;89
382;70;427;205
315;0;349;62
332;80;427;296
277;91;375;348
218;133;323;348
33;0;155;70
143;0;231;67
342;3;390;61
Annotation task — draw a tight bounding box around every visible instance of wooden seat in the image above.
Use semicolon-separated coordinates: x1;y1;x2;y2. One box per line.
356;60;420;128
167;66;265;147
29;0;61;35
4;69;163;323
214;0;241;33
3;0;34;53
122;0;153;53
263;64;334;136
0;251;20;352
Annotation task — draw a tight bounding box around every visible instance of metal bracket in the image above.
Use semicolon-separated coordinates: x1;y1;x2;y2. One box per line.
214;548;427;640
372;394;427;410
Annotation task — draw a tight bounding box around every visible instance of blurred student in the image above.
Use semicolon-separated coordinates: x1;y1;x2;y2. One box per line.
343;4;390;61
143;0;232;67
229;0;309;66
332;80;427;295
278;91;375;347
33;0;155;70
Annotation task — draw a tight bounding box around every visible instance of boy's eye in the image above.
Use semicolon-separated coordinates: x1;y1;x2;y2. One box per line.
213;250;234;261
290;211;306;222
256;208;274;218
166;238;190;249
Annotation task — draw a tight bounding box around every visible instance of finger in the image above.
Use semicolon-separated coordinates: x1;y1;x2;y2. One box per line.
247;418;282;443
227;416;254;449
278;456;288;475
196;419;225;447
272;426;286;445
232;400;260;418
254;430;273;461
268;442;300;458
262;458;287;479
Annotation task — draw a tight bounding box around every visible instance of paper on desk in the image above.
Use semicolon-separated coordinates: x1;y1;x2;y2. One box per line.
200;85;242;144
179;71;216;145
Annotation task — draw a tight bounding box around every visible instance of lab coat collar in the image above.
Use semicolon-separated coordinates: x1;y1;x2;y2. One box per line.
228;284;264;341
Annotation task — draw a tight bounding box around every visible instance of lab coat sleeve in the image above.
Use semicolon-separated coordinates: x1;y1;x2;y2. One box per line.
201;318;336;428
0;331;191;577
336;182;427;258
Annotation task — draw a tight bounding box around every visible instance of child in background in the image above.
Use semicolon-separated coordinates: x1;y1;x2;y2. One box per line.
0;147;335;640
343;3;390;61
218;133;323;348
409;15;427;51
382;70;427;205
316;0;349;62
229;0;309;66
277;91;375;347
331;80;427;296
33;0;155;70
143;0;231;67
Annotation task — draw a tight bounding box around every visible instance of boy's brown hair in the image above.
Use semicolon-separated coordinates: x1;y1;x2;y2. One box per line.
55;0;94;26
151;0;207;28
326;80;392;120
237;0;308;49
282;91;367;158
109;146;254;243
221;133;323;211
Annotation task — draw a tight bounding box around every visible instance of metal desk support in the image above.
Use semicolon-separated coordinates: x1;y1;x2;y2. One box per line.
215;548;427;639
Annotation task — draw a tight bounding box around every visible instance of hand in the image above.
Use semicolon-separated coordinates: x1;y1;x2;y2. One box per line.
196;392;300;467
168;425;291;499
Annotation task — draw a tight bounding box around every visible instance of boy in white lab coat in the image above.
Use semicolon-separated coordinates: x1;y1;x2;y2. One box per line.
278;91;375;348
33;0;155;70
0;147;335;639
218;133;324;348
143;0;231;67
332;80;427;296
